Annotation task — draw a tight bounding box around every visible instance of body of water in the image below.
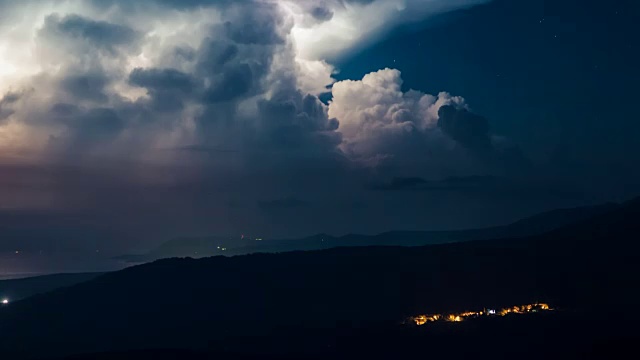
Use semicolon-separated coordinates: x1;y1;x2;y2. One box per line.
0;252;129;280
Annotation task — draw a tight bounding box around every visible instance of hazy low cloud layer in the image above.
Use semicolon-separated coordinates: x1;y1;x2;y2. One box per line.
0;0;548;247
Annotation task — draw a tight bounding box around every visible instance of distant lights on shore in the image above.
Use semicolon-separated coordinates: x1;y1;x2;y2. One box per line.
1;299;9;305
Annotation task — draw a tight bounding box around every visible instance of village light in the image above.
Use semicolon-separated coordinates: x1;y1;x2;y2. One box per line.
408;303;553;327
1;299;8;305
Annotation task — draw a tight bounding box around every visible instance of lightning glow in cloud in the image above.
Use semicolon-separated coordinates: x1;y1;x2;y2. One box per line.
0;0;492;173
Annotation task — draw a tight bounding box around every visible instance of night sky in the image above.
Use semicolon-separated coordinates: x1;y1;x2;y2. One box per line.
0;0;638;275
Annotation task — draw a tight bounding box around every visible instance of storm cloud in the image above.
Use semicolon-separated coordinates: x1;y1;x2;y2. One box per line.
0;0;531;247
0;92;20;123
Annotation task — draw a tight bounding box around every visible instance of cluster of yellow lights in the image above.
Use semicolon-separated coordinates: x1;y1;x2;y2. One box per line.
410;303;552;326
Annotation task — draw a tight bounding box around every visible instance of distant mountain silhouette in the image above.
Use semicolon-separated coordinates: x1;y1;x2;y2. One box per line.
116;235;258;262
1;197;638;358
117;202;618;262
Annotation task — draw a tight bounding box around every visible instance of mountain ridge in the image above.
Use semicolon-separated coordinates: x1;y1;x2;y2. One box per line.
116;202;618;262
1;197;638;358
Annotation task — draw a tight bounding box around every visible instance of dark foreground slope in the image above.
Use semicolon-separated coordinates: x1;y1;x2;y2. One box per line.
59;312;638;360
1;198;639;359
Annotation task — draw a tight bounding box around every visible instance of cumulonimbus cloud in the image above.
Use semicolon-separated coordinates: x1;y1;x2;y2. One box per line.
0;0;520;238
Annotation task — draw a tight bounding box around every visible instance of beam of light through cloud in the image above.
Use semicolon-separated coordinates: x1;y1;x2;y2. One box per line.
286;0;491;61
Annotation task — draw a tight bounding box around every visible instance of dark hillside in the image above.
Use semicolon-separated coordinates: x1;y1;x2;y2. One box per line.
0;198;638;359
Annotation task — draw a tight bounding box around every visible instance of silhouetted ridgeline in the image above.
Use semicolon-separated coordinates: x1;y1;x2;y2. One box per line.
117;202;617;262
0;198;639;359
